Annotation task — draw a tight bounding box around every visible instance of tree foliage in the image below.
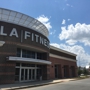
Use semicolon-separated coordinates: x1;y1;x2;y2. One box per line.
78;67;89;75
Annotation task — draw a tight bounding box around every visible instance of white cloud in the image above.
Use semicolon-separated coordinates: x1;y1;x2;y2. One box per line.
59;23;90;46
50;43;60;48
50;30;56;35
66;4;70;6
50;43;90;67
62;19;66;25
36;15;52;31
66;39;77;45
86;65;89;69
68;19;71;21
66;4;73;7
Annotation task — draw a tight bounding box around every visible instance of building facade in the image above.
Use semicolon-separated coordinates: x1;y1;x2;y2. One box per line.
49;46;77;79
0;8;77;84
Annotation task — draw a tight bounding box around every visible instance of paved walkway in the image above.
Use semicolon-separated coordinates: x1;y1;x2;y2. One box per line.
0;78;76;90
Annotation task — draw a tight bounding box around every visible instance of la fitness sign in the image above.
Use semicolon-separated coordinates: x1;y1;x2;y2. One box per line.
0;26;50;48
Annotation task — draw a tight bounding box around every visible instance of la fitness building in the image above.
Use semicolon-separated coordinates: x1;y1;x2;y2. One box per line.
0;8;77;84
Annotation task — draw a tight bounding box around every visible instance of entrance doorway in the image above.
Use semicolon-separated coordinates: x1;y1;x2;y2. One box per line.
63;65;69;78
71;66;75;77
21;68;36;81
15;63;41;82
55;65;58;78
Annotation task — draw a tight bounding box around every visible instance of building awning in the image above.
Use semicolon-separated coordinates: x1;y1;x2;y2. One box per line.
8;56;51;65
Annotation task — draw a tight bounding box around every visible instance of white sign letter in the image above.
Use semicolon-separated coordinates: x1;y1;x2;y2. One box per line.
32;33;34;41
0;26;7;36
44;39;47;46
40;37;44;44
25;31;30;39
35;34;39;42
10;28;18;37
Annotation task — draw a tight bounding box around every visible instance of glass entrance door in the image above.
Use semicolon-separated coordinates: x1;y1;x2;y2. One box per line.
32;69;35;80
28;69;35;80
21;69;24;81
15;63;42;82
21;68;36;82
25;69;28;80
29;69;31;80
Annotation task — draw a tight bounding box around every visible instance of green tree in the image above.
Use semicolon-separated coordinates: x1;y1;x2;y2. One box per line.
83;67;89;75
78;67;83;75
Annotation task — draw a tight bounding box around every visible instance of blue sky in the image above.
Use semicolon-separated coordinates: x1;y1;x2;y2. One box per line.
0;0;90;67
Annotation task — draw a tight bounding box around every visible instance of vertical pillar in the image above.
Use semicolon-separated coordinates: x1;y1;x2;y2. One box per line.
42;65;46;80
19;63;21;82
35;65;37;80
42;65;50;80
27;69;29;80
47;65;50;79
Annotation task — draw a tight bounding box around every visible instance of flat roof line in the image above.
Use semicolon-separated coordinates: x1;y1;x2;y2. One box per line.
50;45;77;56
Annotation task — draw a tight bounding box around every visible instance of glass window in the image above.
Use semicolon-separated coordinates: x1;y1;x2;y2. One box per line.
22;63;27;67
37;65;42;68
17;48;21;57
22;49;27;58
26;51;31;58
30;51;35;58
37;52;42;59
17;48;36;59
16;63;20;66
15;68;20;81
22;63;35;67
31;64;35;67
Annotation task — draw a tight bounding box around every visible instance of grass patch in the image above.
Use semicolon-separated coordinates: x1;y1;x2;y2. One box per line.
76;75;90;80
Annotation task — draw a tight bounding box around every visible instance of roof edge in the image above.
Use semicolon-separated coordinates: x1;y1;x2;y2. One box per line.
50;45;77;56
0;8;49;37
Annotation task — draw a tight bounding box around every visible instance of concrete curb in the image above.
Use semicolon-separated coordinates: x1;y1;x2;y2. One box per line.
1;81;64;90
1;79;80;90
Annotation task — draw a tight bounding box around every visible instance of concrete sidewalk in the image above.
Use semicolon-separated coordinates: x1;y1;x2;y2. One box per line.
0;78;76;90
